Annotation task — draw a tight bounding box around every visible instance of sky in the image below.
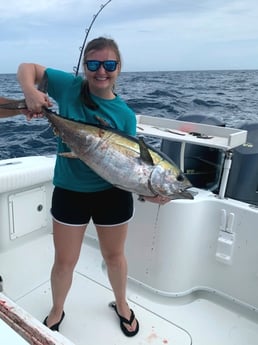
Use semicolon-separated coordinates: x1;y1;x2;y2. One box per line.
0;0;257;73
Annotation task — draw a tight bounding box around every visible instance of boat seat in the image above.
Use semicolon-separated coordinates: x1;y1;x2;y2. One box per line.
0;156;55;193
226;122;258;205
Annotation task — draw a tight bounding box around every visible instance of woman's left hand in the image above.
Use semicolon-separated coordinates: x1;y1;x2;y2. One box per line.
20;109;44;121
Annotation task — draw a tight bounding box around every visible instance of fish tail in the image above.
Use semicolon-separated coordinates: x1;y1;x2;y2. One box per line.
0;98;27;110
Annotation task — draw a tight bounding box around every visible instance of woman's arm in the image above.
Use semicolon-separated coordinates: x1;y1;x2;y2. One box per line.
17;63;52;113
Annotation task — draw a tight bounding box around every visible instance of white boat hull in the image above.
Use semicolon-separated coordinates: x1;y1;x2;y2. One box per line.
0;115;258;344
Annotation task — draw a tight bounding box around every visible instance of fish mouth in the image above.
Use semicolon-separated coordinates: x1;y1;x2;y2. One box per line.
167;187;194;200
178;189;194;200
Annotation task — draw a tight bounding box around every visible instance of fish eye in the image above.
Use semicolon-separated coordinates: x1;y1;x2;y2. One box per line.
177;173;185;182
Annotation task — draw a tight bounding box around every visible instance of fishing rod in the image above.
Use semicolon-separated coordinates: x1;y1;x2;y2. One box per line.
73;0;112;76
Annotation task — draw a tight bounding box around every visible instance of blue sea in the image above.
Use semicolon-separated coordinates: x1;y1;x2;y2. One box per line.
0;70;258;159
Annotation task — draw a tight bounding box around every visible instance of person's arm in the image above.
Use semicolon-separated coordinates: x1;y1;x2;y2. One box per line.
17;63;52;113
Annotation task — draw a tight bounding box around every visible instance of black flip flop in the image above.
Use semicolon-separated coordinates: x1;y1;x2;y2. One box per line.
43;311;65;331
109;302;139;337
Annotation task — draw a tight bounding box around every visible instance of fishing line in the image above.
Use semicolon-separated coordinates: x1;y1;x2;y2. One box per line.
73;0;112;76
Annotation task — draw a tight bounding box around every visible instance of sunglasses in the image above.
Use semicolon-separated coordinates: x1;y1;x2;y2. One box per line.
84;60;118;72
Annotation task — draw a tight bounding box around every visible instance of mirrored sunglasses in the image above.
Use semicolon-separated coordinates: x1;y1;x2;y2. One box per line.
84;60;118;72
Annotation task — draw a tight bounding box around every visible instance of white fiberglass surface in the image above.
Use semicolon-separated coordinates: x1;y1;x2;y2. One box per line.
1;233;257;345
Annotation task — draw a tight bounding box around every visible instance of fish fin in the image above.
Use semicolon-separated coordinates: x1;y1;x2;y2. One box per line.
53;127;59;136
113;184;128;191
94;115;112;137
95;115;110;127
59;151;78;159
138;135;154;165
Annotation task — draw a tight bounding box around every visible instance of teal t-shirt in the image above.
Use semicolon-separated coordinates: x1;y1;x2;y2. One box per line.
45;68;136;192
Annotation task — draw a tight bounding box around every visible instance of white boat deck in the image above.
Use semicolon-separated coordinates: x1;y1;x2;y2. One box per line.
1;229;258;345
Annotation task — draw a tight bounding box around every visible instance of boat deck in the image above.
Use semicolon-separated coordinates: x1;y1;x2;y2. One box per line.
1;231;258;345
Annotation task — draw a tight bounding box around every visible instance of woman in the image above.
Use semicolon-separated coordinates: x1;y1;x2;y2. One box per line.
17;37;139;337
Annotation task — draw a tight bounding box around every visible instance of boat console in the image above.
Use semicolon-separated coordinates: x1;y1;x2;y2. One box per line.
136;114;247;199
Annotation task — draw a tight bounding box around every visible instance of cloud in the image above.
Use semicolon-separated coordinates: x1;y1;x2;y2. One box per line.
0;0;257;72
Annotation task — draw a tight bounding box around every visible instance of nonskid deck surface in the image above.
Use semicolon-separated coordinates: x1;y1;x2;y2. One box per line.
1;234;258;345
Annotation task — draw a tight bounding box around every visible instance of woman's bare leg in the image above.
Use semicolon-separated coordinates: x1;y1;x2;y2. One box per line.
45;219;86;327
96;223;137;332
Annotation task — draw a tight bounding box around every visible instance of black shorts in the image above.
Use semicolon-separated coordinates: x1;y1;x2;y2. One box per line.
51;186;134;226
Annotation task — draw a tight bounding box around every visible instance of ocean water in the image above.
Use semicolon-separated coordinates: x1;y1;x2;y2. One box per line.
0;69;258;159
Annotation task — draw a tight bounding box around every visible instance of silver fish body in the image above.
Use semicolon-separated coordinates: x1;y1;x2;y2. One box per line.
44;110;193;200
0;99;193;200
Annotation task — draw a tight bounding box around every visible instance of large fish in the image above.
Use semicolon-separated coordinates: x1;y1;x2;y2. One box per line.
0;98;193;200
